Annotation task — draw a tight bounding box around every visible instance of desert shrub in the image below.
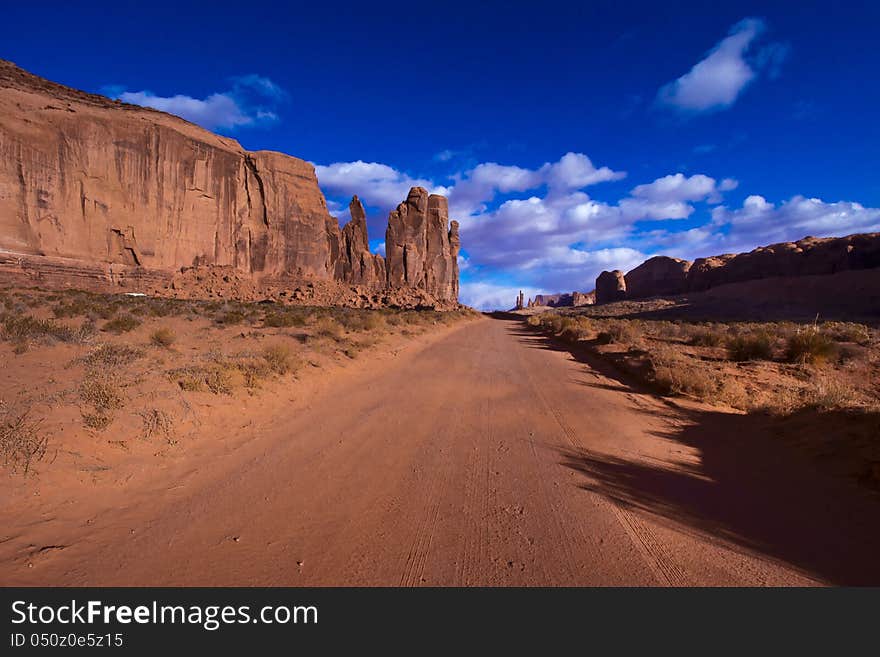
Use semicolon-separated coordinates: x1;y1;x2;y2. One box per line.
802;375;857;410
82;412;113;430
650;346;718;399
526;315;542;327
169;367;206;392
52;297;93;318
215;309;247;325
648;321;685;341
314;317;344;340
150;327;176;348
79;370;126;430
78;343;144;367
596;320;643;347
340;311;386;332
138;408;175;444
558;317;592;343
822;321;871;346
785;329;838;365
204;366;235;395
0;406;48;475
689;326;727;347
263;343;298;375
726;331;774;362
79;374;125;413
716;377;752;410
264;309;307;328
103;314;141;334
2;315;94;350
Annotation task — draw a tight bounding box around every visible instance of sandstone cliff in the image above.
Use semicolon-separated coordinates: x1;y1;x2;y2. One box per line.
0;60;461;307
385;187;460;302
595;270;627;304
595;233;880;303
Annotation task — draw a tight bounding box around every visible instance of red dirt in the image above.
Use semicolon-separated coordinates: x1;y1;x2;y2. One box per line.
2;316;879;585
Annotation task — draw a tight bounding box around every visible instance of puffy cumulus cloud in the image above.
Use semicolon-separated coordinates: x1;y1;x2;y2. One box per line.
313;161;443;217
619;173;739;219
712;195;880;250
448;152;625;218
111;75;285;131
631;195;880;262
657;18;788;113
541;152;626;191
631;173;735;202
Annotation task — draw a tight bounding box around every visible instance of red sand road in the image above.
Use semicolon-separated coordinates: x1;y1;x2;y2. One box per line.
3;316;880;586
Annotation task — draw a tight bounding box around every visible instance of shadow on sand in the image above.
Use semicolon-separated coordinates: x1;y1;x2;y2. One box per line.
491;313;880;585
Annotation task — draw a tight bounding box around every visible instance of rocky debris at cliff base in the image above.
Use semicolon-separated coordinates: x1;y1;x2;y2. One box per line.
153;266;461;310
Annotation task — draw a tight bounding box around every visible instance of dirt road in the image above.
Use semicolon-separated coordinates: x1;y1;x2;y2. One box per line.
4;316;880;586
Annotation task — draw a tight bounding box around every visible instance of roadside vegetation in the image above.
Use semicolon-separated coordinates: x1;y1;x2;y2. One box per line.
526;311;878;415
0;286;476;475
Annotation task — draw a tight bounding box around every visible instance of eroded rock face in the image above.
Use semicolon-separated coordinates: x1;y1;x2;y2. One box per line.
687;234;880;292
572;291;595;306
624;256;691;299
596;233;880;303
595;270;627;304
0;61;462;307
0;61;334;279
339;196;385;287
385;187;460;302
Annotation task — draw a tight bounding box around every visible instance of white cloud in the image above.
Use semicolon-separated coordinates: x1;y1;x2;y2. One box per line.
313;161;443;217
711;195;880;250
448;152;625;218
621;173;739;218
657;18;786;112
111;75;285;131
633;195;880;261
313;152;880;308
541;152;626;190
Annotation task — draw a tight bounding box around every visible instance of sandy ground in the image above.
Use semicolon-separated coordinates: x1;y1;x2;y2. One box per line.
2;315;879;586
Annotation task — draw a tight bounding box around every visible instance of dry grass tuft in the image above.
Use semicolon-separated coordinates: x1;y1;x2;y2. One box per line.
138;408;175;444
263;343;299;375
785;328;838;365
78;343;144;367
149;327;176;348
2;315;94;351
79;371;126;430
1;405;48;475
103;314;141;334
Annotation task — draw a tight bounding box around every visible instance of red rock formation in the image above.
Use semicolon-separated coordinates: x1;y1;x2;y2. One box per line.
572;291;595;306
624;256;691;299
687;234;880;292
339;196;385;287
0;61;335;279
385;187;460;303
595;270;627;304
596;232;880;303
0;60;462;308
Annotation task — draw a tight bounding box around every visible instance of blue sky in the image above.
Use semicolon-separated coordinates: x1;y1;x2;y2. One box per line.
3;1;879;308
